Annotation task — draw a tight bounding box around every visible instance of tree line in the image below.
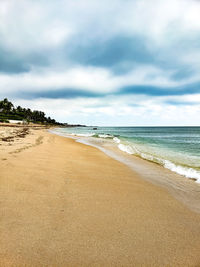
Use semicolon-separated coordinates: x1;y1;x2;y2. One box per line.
0;98;62;125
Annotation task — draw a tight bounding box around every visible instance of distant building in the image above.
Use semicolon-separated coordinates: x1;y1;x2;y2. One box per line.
8;120;27;124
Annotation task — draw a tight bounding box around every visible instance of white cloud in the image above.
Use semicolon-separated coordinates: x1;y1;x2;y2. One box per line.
0;64;182;97
0;62;197;98
12;93;200;126
0;66;116;93
1;0;200;125
0;0;72;53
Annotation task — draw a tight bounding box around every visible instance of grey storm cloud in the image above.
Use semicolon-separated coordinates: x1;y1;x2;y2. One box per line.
5;81;200;101
0;44;51;74
0;46;29;74
15;88;103;99
118;83;200;97
165;100;200;106
67;35;156;73
0;0;200;126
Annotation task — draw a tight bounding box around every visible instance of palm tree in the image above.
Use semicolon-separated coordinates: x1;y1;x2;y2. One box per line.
0;98;60;125
0;98;14;113
16;106;23;113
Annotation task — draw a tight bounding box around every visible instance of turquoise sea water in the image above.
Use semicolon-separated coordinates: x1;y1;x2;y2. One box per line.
53;126;200;183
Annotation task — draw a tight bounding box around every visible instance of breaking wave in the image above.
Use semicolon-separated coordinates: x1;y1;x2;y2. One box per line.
116;140;200;183
53;128;200;184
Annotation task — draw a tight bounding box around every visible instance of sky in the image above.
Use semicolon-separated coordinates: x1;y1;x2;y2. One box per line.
0;0;200;126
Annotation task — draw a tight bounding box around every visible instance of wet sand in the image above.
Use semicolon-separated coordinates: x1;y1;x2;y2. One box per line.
74;136;200;213
0;127;200;266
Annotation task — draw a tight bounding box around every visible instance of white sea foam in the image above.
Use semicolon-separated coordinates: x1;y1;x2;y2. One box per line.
116;140;200;183
69;133;115;138
118;144;135;154
140;152;155;162
70;133;95;137
113;137;120;143
164;160;200;183
98;134;113;138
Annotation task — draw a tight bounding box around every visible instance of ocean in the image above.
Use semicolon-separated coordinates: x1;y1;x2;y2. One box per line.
52;126;200;183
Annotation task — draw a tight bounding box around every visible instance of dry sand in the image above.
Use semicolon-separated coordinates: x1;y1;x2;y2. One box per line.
0;126;200;266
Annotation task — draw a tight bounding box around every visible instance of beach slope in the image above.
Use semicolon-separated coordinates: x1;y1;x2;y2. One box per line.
0;128;200;266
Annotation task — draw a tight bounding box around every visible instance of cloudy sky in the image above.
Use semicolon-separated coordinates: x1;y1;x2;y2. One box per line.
0;0;200;125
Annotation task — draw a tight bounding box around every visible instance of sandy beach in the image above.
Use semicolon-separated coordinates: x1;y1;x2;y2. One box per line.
1;125;200;266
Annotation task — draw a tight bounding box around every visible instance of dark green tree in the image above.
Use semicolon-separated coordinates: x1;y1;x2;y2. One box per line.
0;98;14;113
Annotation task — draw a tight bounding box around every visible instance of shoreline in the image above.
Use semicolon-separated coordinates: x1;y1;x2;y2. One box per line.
1;127;200;266
51;127;200;184
50;129;200;214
